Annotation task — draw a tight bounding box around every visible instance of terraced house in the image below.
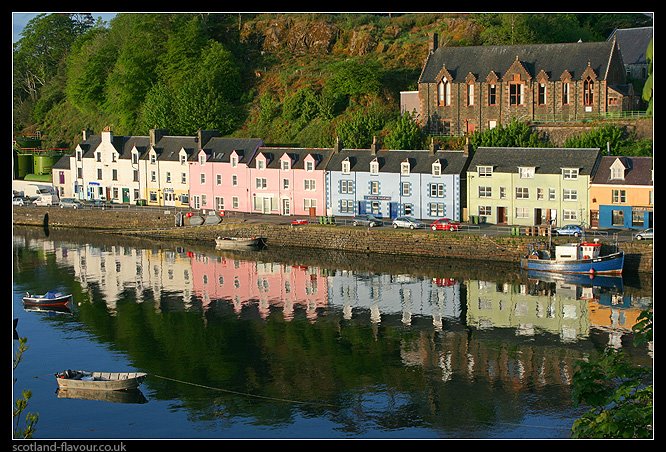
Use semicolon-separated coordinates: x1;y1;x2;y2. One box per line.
466;147;601;227
327;139;470;220
417;34;635;135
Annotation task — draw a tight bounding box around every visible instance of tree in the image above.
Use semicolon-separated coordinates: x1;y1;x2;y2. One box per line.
468;119;549;150
642;38;653;116
13;338;38;439
383;112;424;150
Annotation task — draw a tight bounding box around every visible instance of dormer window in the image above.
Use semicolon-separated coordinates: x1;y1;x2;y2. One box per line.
132;152;138;165
342;159;350;174
257;159;265;170
306;161;314;171
401;161;410;175
370;159;379;175
151;153;158;165
432;161;441;176
198;154;205;165
562;168;579;180
478;166;493;177
281;160;290;171
609;159;625;180
518;167;535;179
95;152;102;162
231;155;238;167
180;154;186;165
76;150;82;162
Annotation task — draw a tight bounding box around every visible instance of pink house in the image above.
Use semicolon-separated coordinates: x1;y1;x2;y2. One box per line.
247;147;334;217
189;136;263;212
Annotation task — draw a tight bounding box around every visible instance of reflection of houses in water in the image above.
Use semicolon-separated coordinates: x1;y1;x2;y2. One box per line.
326;272;462;329
588;292;648;350
466;279;591;342
189;255;328;320
53;242;194;314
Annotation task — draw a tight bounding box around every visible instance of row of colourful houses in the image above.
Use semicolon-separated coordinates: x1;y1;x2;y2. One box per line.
51;127;653;230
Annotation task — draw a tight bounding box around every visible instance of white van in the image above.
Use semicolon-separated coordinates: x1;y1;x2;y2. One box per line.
32;192;59;206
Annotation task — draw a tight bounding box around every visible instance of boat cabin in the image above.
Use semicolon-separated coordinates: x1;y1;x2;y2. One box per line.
555;241;602;262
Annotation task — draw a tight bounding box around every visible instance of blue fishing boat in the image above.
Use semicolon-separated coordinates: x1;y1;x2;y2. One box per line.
520;241;624;275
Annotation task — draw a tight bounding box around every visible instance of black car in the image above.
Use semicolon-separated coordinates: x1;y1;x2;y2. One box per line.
351;214;382;227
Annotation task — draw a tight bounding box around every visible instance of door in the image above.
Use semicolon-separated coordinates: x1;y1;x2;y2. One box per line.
122;188;130;203
497;206;507;224
389;202;399;219
282;198;290;216
358;201;367;215
262;197;271;214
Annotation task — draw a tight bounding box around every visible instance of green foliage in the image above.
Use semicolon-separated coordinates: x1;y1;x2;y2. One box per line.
13;338;38;439
335;106;391;149
383;112;424;150
642;38;653;115
570;308;653;438
468;119;549;150
563;124;651;156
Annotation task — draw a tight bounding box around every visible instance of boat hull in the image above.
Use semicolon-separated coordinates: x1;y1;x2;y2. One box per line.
521;251;624;275
55;370;147;391
22;293;72;307
215;237;266;249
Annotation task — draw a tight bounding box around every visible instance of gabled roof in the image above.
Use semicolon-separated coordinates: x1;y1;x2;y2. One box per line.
252;147;335;170
419;41;617;84
150;136;199;162
52;154;71;170
591;156;653;185
201;137;264;163
326;148;470;175
608;27;653;65
78;134;150;159
468;147;600;175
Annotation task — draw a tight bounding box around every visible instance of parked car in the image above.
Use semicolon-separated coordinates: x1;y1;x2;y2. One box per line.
59;198;83;209
553;224;585;237
633;228;653;241
392;216;425;230
12;196;31;206
351;214;382;227
85;199;107;208
430;218;461;231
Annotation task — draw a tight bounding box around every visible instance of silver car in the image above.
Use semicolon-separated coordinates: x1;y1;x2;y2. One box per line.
634;228;653;240
59;198;82;209
392;216;425;230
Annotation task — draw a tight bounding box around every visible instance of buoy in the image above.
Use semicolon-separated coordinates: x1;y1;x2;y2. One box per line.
583;255;590;260
588;268;595;275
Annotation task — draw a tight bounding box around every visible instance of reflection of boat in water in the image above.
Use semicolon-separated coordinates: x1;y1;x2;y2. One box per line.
215;236;266;250
56;387;148;404
24;304;73;315
527;270;624;291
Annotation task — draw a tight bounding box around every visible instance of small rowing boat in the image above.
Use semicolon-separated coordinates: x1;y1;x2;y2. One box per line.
215;236;266;249
23;291;72;307
55;370;147;391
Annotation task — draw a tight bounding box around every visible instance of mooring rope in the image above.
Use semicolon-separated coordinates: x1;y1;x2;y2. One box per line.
152;374;338;407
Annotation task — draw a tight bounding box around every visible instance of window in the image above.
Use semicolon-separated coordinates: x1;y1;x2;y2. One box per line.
231;156;238;167
479;206;491;216
538;83;546;105
283;179;290;190
201;194;207;206
96;168;103;180
370;201;380;215
478;166;493;177
429;203;445;217
584;77;594;106
611;167;624;180
181;173;187;184
563;189;578;201
499;187;506;199
432;162;441;176
306;161;314;171
515;187;529;199
166;172;171;183
216;174;222;185
112;169;118;181
509;83;523;105
304;198;316;209
304;179;316;191
467;83;474;106
401;182;410;196
342;160;351;174
562;168;579;180
479;186;492;198
281;160;290;171
612;189;626;203
232;175;238;186
96;152;101;162
401;161;410;175
370;160;379;175
404;204;413;216
340;180;354;194
111;153;117;163
340;199;354;213
430;183;444;198
537;188;544;200
232;197;239;208
199;173;205;184
488;84;497;105
562;82;570;105
564;210;578;221
370;181;379;195
549;188;556;201
518;167;535;179
438;78;450;106
257;160;265;170
215;197;224;210
133;170;139;182
77;150;82;161
632;210;644;227
180;155;186;164
256;178;267;189
515;207;529;219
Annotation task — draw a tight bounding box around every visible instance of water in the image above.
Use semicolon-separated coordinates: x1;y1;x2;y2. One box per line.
11;226;653;440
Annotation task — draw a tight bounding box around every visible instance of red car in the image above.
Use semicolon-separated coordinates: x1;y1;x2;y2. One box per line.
430;218;460;231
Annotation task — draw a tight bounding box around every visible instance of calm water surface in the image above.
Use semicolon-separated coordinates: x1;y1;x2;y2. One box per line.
11;227;653;440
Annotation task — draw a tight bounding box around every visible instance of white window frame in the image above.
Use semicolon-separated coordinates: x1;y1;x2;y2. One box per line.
563;189;578;201
370;160;379;175
563;209;578;221
562;168;579;180
370;181;379;195
479;186;492;198
432;162;441;176
340;180;353;194
255;178;267;189
515;187;529;199
342;160;351;174
304;179;316;191
518;167;535;179
478;166;493;177
401;161;410;175
515;207;529;219
281;160;290;171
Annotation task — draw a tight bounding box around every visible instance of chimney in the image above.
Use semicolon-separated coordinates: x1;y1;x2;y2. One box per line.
334;136;341;154
82;128;92;141
101;126;113;143
429;137;436;155
198;129;220;148
463;136;472;156
370;136;379;155
429;32;438;53
149;128;168;148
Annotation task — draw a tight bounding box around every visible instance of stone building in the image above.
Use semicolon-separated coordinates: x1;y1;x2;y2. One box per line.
417;33;635;136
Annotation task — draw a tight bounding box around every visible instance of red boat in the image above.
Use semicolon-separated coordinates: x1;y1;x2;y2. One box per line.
22;291;72;307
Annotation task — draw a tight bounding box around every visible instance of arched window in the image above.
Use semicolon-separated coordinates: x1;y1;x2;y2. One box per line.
584;77;594;106
438;77;451;106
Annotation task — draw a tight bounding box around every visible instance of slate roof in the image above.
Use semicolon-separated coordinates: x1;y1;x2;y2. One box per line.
52;154;71;170
419;41;617;83
608;27;653;65
591;156;653;185
201;137;264;163
151;136;199;162
467;147;601;175
327;148;470;175
250;147;335;170
79;134;150;159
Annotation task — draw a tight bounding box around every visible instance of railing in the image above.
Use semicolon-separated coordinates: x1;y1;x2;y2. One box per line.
530;111;650;124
